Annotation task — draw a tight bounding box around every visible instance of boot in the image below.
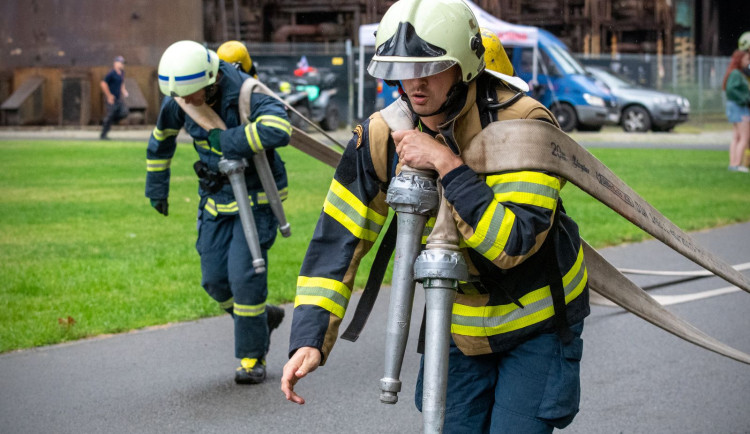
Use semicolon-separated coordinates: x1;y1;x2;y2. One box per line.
235;358;266;384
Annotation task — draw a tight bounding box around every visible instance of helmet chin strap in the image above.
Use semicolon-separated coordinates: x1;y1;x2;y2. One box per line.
205;72;223;107
400;81;468;120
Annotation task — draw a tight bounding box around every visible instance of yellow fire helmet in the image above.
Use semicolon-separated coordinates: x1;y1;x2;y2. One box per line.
480;28;529;92
217;40;255;77
739;31;750;51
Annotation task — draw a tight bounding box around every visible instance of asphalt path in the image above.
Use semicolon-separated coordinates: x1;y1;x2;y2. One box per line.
2;219;749;433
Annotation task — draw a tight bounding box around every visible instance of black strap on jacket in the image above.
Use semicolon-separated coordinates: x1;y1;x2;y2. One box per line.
544;199;575;344
340;134;400;342
340;216;398;342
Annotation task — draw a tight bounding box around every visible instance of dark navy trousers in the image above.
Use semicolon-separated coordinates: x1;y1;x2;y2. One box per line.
416;322;584;433
196;205;278;359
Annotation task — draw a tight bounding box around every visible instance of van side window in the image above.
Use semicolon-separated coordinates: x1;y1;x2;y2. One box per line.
519;47;562;77
539;49;561;76
519;48;534;74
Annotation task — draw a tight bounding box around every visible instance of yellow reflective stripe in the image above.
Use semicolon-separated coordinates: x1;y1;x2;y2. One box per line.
146;158;171;172
210;196;257;214
323;179;386;242
488;172;560;210
234;302;266;317
466;201;515;259
256;187;288;204
294;276;351;318
204;198;218;216
564;245;587;303
194;140;221;155
152;127;179;141
245;122;263;152
487;172;560;189
219;297;234;310
217;202;239;213
257;114;292;136
451;246;587;336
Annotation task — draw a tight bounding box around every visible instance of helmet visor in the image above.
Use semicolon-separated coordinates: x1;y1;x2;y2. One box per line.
367;58;456;81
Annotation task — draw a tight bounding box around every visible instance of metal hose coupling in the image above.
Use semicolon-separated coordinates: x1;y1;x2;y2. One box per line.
414;247;468;434
379;167;439;405
218;158;266;274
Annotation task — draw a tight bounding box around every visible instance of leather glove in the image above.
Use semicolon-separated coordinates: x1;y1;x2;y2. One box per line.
207;128;223;153
150;198;169;216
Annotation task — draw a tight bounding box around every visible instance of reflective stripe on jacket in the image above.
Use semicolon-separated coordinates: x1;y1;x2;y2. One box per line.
289;73;589;362
145;61;291;214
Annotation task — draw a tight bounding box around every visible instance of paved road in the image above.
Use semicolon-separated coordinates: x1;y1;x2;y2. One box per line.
2;221;749;433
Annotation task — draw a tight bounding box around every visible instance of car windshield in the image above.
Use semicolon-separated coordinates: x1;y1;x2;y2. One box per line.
545;44;586;75
590;68;637;89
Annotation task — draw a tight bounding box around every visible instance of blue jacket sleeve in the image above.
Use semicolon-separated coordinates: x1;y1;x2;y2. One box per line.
288;116;391;363
219;92;292;160
145;98;185;200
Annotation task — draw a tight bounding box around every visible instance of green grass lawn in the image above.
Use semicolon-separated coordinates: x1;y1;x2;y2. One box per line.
1;140;748;353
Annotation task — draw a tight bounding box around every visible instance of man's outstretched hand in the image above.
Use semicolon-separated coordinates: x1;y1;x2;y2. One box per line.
281;346;322;405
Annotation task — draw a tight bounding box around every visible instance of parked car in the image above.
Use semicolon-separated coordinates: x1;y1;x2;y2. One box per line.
504;29;620;132
585;66;690;132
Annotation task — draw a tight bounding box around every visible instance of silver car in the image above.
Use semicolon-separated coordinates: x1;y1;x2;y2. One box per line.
586;66;690;132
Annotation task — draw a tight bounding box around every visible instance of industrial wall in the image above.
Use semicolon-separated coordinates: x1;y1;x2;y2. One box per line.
0;0;203;125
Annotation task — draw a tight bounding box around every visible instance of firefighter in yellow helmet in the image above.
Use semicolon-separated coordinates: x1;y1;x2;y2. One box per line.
217;40;258;78
739;31;750;52
480;27;529;91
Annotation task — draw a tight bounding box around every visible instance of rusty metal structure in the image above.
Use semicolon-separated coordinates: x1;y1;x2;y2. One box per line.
0;0;741;126
203;0;392;44
476;0;675;55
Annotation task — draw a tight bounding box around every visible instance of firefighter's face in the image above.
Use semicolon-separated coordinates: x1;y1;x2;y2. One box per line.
183;88;206;106
401;65;460;117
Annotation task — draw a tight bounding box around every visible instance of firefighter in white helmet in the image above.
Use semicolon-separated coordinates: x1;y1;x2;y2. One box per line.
217;40;258;79
282;0;589;432
147;40;291;384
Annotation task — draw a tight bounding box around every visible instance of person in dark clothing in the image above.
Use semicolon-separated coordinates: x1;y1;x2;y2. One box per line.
100;55;129;140
146;40;290;384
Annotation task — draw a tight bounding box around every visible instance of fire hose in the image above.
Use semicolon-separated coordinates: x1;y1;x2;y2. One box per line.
365;101;750;433
174;78;294;274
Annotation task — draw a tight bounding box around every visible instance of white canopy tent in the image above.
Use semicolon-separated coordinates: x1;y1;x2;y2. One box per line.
357;0;539;118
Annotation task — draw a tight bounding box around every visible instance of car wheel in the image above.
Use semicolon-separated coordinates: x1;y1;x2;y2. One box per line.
320;103;340;131
621;106;651;132
551;103;577;132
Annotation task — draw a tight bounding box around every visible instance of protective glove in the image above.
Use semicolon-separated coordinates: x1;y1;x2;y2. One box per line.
207;128;223;153
150;198;169;216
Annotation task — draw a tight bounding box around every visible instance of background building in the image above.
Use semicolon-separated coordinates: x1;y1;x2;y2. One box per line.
0;0;746;126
